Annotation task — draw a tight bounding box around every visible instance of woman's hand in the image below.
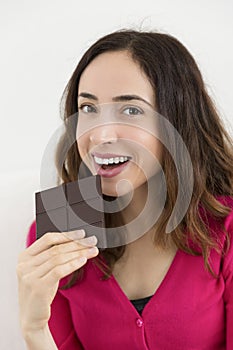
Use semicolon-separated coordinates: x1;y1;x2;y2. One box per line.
16;229;99;336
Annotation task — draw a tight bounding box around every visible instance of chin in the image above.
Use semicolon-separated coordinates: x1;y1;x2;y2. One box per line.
101;178;139;198
101;185;120;197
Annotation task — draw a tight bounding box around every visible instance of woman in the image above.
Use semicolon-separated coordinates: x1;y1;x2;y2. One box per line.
17;29;233;349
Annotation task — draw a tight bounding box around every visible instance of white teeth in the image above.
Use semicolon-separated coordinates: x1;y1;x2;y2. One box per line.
94;155;130;165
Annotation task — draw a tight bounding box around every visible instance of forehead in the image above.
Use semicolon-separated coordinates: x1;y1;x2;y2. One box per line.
78;51;154;101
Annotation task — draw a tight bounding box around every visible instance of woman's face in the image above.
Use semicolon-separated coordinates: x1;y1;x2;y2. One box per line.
76;50;163;196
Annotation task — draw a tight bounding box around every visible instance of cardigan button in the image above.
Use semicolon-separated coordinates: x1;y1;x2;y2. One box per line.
136;318;143;327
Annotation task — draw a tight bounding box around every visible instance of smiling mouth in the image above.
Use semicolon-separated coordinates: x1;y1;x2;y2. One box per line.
93;155;132;169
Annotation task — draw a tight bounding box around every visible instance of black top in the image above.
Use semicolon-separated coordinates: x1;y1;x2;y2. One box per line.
130;295;153;315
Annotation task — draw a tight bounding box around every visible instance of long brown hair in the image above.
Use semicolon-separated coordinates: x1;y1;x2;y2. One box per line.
55;28;233;289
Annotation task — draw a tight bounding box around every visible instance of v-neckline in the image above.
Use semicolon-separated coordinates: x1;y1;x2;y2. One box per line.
109;248;182;317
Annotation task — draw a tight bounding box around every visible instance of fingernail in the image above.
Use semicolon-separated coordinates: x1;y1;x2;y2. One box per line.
65;229;86;240
80;235;98;246
77;257;87;264
88;246;99;254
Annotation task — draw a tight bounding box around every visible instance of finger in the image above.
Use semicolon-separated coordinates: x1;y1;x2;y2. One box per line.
31;235;98;267
28;246;99;279
26;229;86;256
42;256;88;286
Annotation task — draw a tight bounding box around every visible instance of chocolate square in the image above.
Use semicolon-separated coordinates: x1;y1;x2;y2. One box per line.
35;175;107;247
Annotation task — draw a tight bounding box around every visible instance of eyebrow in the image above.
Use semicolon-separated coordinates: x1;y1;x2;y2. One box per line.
78;92;153;108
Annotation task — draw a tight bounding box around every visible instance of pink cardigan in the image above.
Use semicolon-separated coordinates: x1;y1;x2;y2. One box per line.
26;195;233;349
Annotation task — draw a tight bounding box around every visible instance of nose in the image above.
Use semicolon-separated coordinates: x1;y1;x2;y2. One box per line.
89;124;118;145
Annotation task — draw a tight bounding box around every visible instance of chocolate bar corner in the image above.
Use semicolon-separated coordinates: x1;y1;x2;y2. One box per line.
35;175;107;247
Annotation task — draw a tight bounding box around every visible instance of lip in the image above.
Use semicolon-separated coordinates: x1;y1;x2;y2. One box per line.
92;155;131;178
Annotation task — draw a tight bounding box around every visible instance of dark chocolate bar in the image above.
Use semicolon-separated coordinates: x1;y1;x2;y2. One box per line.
35;175;107;248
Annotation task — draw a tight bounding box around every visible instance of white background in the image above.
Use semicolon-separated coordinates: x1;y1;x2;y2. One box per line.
0;0;233;349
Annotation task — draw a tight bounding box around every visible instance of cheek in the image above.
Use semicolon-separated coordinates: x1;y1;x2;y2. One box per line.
131;133;163;179
131;131;162;158
76;133;89;161
149;138;163;164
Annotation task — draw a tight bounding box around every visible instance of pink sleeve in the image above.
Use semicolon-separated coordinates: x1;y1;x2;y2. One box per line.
49;288;85;350
223;209;233;349
26;221;84;349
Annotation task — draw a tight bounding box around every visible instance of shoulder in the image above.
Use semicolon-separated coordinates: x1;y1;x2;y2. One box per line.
215;195;233;275
215;195;233;230
215;194;233;208
198;195;233;245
